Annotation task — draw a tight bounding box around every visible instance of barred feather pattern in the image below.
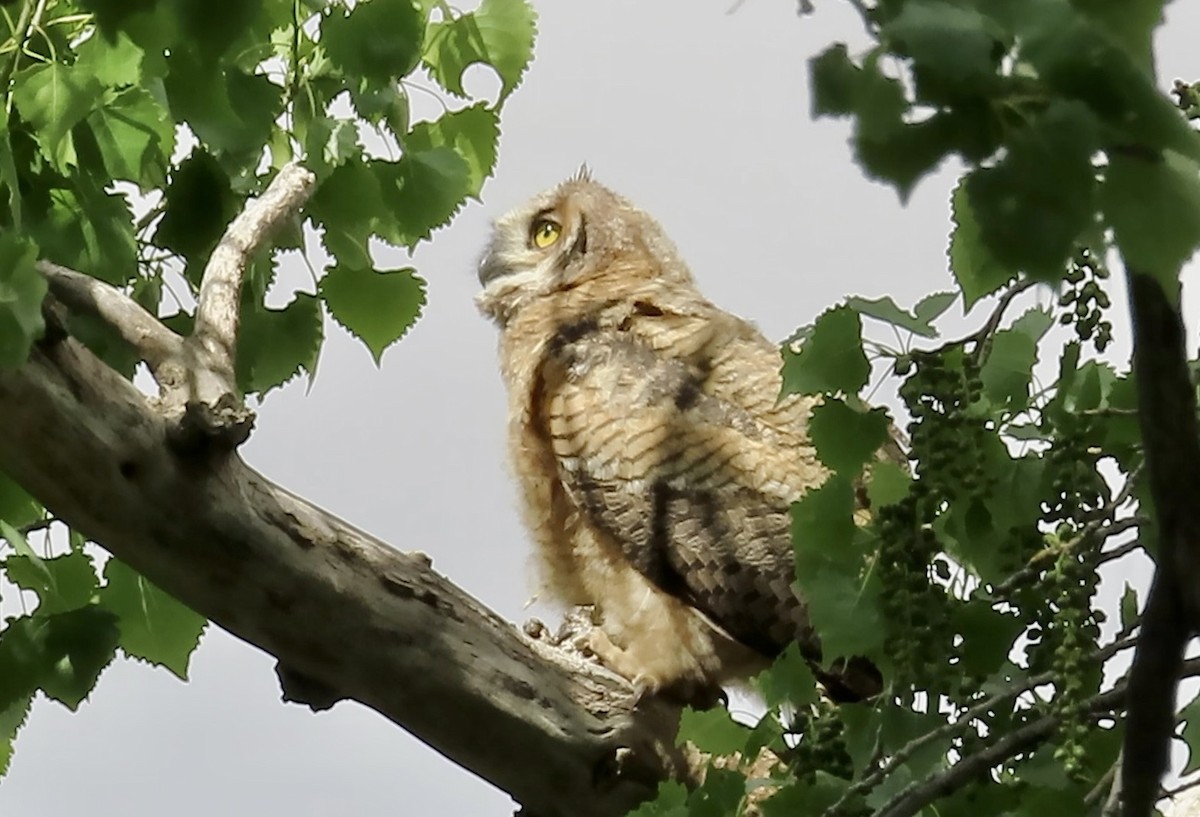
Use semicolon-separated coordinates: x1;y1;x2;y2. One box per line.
477;177;881;701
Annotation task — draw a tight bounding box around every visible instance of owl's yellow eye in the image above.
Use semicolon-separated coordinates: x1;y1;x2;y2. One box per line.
530;218;562;249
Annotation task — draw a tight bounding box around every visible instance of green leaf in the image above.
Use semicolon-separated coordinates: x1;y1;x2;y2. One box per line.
0;609;119;711
74;30;144;87
980;307;1052;409
810;45;860;117
37;607;120;709
953;600;1023;680
1073;0;1163;72
1103;151;1200;292
845;293;949;338
0;691;32;778
99;558;206;679
688;767;746;817
87;87;175;191
423;0;537;103
322;0;424;82
760;774;847;815
1120;583;1139;633
1017;0;1200;161
882;0;1000;105
309;159;385;268
11;63;103;170
756;642;818;708
627;780;689;817
781;306;869;397
321;265;426;363
0;470;41;529
912;291;957;326
792;477;883;658
237;291;324;395
406;103;500;197
966;100;1100;278
155;149;238;273
0;233;47;366
5;551;98;615
164;56;281;159
866;460;910;508
1180;694;1200;774
377;146;472;247
948;178;1014;308
677;707;750;755
809;399;890;477
0;108;21;230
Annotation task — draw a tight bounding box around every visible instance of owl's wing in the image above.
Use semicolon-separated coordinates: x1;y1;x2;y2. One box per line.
539;304;828;660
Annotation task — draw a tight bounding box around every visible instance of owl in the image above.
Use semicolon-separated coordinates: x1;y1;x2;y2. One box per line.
476;170;881;704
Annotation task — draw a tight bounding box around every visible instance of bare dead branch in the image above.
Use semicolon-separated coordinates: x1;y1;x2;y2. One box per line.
0;330;692;817
38;261;183;376
189;162;316;404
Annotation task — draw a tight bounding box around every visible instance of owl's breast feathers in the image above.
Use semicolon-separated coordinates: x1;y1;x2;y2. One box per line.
500;272;876;680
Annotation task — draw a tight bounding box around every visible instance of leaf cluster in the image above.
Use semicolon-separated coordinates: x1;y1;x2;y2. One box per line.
0;0;535;779
643;1;1200;815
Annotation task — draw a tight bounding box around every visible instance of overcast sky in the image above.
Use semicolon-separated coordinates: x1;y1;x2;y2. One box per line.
4;2;1200;815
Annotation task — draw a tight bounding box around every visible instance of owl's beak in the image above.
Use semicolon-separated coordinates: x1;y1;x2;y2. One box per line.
477;250;506;287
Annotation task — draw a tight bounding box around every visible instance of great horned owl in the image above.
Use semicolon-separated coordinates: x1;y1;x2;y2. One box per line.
476;170;880;703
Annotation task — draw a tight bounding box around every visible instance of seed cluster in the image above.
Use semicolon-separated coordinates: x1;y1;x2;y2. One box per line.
1058;247;1112;352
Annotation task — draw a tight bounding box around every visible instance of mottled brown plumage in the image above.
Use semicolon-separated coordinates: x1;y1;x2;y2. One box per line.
477;173;880;701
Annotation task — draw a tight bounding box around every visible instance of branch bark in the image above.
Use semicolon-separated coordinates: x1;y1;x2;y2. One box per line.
0;302;689;817
1121;269;1200;817
187;162;316;407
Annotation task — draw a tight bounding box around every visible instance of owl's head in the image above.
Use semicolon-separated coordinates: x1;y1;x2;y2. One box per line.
475;169;693;326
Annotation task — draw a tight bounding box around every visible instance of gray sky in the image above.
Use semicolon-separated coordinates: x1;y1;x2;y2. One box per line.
4;2;1200;815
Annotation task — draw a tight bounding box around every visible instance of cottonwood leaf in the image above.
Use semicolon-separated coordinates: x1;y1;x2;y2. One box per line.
809;399;890;477
237;291;324;395
0;233;46;366
407;103;500;196
322;0;424;82
11;63;103;170
845;293;951;338
756;643;818;709
377;146;472;247
0;691;32;778
965;100;1100;279
99;559;206;680
949;178;1013;308
87;87;175;191
321;265;426;363
781;306;869;397
0;470;41;529
677;707;750;755
424;0;537;102
5;551;98;616
1103;151;1200;293
0;609;119;711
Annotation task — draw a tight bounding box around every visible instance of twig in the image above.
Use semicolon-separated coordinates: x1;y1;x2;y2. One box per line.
990;514;1144;599
823;634;1138;817
934;278;1038;363
1083;753;1118;811
189;162;315;403
872;656;1200;817
1101;758;1123;817
38;261;184;377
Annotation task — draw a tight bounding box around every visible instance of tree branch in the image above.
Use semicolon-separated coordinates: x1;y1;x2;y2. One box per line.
0;329;689;817
1121;268;1200;817
37;261;184;377
873;657;1200;817
187;162;316;406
